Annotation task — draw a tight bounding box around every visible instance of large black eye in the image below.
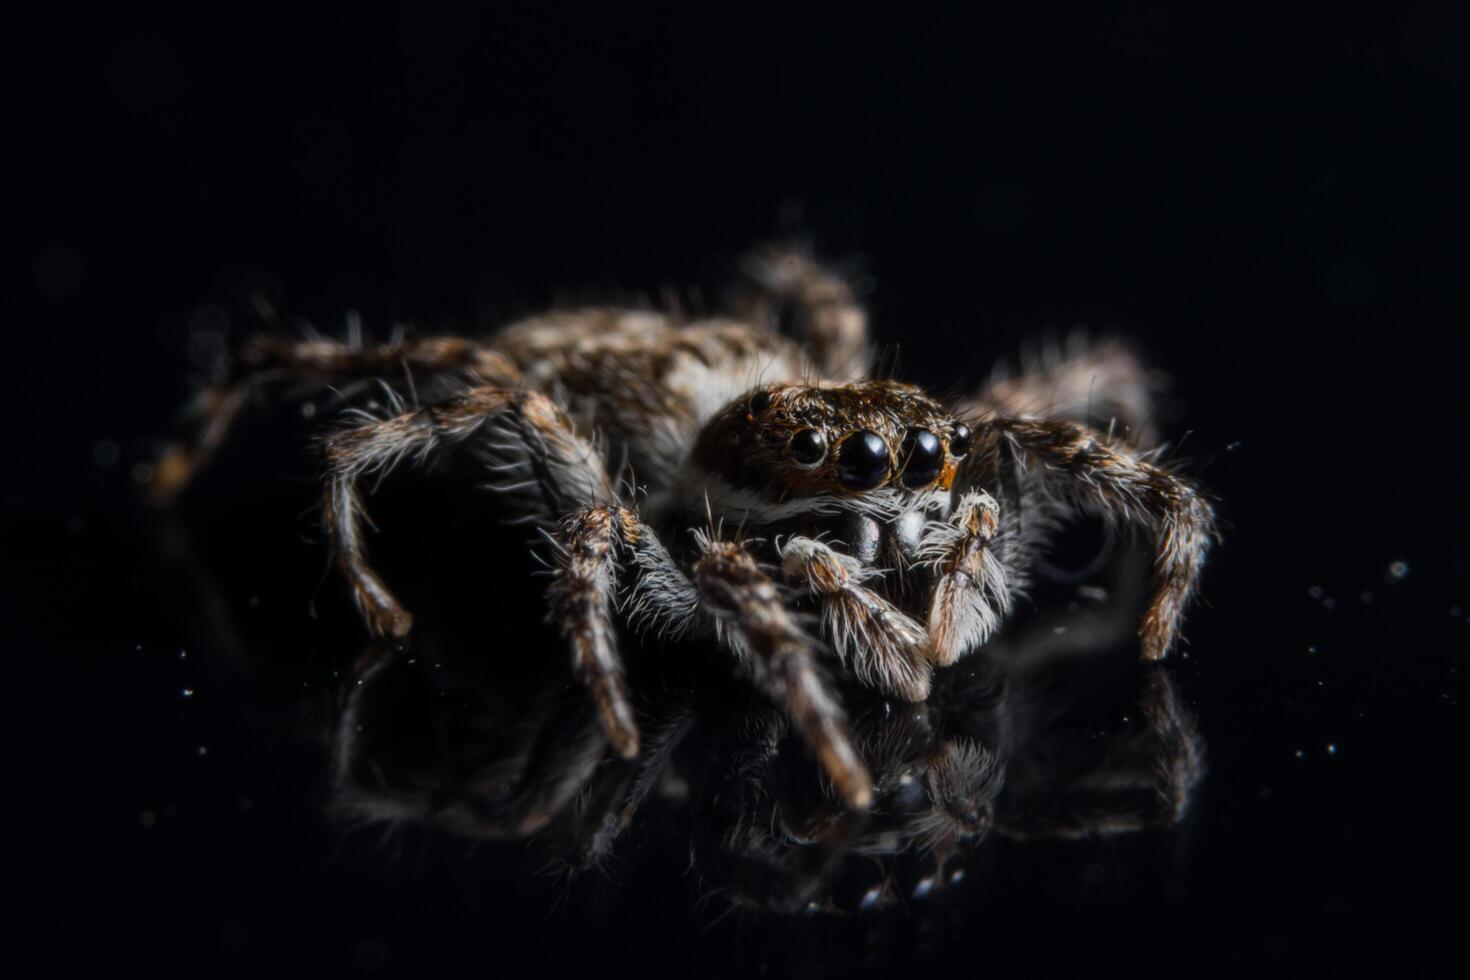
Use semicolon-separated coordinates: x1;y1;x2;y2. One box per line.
900;429;943;487
790;428;827;466
950;422;972;458
749;391;773;414
836;430;890;490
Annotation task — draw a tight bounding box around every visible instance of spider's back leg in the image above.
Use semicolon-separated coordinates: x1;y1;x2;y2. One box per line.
731;245;870;382
148;334;521;504
320;386;615;637
963;336;1163;446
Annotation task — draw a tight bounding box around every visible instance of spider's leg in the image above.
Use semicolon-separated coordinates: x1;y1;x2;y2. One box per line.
916;490;1010;666
691;535;872;810
545;506;653;759
148;334;521;504
778;536;932;701
692;705;859;913
321;386;615;639
996;666;1203;840
977;417;1217;661
568;702;697;870
733;245;869;381
542;507;875;803
962;337;1161;446
544;501;706;762
915;735;1005;854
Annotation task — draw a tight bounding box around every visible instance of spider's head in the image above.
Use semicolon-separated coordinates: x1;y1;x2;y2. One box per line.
685;381;973;526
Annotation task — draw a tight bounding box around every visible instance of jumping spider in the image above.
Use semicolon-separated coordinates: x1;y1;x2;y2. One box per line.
150;246;1217;809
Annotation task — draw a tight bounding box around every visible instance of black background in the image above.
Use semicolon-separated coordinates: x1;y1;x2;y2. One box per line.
8;5;1469;974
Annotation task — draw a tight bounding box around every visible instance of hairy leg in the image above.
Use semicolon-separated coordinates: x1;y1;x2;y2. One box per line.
546;507;647;759
996;667;1204;840
691;534;873;810
733;245;870;381
962;337;1161;446
777;536;932;701
916;490;1011;666
148;334;521;504
320;386;615;638
543;503;702;760
330;648;618;842
971;418;1216;661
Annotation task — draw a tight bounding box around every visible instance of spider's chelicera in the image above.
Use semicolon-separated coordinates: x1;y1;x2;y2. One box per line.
150;247;1217;810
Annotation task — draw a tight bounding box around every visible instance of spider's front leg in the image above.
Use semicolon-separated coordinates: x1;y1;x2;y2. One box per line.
554;517;875;809
917;491;1011;666
777;537;932;701
979;417;1218;660
692;536;873;810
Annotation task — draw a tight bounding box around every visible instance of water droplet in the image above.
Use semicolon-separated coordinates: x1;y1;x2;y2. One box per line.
181;688;194;698
1294;749;1305;760
91;440;120;467
1326;743;1338;756
1386;560;1410;583
1308;585;1324;599
197;745;208;756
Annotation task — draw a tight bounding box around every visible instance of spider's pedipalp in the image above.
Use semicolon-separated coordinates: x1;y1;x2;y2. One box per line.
919;490;1010;666
778;536;932;701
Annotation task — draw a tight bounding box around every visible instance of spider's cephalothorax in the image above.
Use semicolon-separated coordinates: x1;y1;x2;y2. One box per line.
683;380;969;531
150;246;1217;810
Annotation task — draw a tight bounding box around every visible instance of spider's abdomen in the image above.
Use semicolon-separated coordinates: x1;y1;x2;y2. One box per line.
490;310;809;495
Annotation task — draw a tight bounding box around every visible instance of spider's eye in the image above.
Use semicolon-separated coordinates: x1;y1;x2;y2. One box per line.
790;428;827;467
950;422;973;458
749;391;773;414
899;429;943;487
836;430;890;490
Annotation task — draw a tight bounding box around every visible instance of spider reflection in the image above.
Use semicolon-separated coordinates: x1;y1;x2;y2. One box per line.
329;625;1202;915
